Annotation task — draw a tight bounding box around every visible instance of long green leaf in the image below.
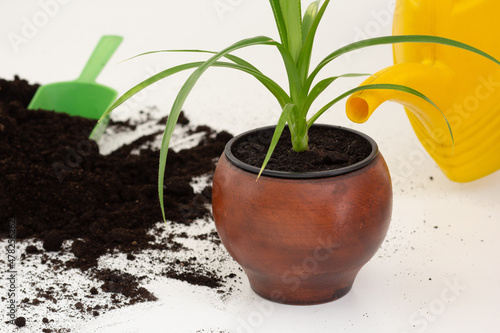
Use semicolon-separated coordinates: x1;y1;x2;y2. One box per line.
158;36;276;222
275;44;302;103
219;62;291;106
304;35;500;100
301;0;320;42
280;0;303;64
100;62;205;120
306;83;453;144
117;48;290;103
159;51;292;107
120;47;299;112
257;103;296;178
269;0;288;49
299;73;371;118
121;49;262;73
100;60;290;121
297;0;329;82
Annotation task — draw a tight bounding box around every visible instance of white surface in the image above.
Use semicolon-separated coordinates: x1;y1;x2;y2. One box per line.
1;0;499;332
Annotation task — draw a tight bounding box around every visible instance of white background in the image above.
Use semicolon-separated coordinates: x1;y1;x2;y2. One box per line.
1;0;499;332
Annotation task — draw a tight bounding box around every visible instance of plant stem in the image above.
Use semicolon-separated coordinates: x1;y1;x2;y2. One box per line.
290;117;309;152
291;133;309;152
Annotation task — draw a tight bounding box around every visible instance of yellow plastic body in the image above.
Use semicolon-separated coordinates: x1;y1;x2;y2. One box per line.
346;0;500;182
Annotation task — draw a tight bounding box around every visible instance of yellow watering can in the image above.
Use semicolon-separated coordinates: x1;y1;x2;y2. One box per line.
346;0;500;182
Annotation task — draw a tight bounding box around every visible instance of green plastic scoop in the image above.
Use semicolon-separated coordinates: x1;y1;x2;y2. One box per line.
28;35;123;141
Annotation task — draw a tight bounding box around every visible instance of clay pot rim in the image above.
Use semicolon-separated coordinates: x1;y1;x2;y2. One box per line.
224;124;379;179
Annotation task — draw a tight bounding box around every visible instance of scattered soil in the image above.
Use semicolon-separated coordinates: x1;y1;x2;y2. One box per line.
0;76;234;317
14;316;26;327
232;126;372;172
96;269;157;302
164;269;223;289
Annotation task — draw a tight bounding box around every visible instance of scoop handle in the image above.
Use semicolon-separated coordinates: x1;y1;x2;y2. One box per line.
77;35;123;82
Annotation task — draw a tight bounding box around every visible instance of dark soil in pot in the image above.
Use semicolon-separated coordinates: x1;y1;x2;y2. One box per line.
232;126;373;173
0;76;237;328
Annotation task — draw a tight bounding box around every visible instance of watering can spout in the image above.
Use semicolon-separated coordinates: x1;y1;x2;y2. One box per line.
346;63;457;179
346;63;446;124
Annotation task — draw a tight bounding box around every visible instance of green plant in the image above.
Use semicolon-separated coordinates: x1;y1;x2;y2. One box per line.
101;0;499;221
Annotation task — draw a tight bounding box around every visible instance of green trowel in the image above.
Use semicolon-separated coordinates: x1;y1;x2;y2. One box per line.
28;35;123;141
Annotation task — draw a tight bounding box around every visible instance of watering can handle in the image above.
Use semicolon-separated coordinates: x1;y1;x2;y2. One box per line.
77;35;123;83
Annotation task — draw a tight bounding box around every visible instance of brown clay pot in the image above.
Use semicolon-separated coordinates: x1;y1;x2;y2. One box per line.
212;125;392;305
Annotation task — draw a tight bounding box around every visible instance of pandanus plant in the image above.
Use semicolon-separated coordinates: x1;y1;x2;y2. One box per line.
100;0;498;220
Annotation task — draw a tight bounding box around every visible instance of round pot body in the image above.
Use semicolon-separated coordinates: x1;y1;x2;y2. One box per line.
212;125;392;305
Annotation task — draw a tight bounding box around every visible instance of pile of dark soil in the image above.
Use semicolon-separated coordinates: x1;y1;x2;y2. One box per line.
0;77;233;307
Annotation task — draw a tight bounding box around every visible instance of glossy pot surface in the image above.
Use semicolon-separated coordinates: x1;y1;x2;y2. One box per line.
212;125;392;305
